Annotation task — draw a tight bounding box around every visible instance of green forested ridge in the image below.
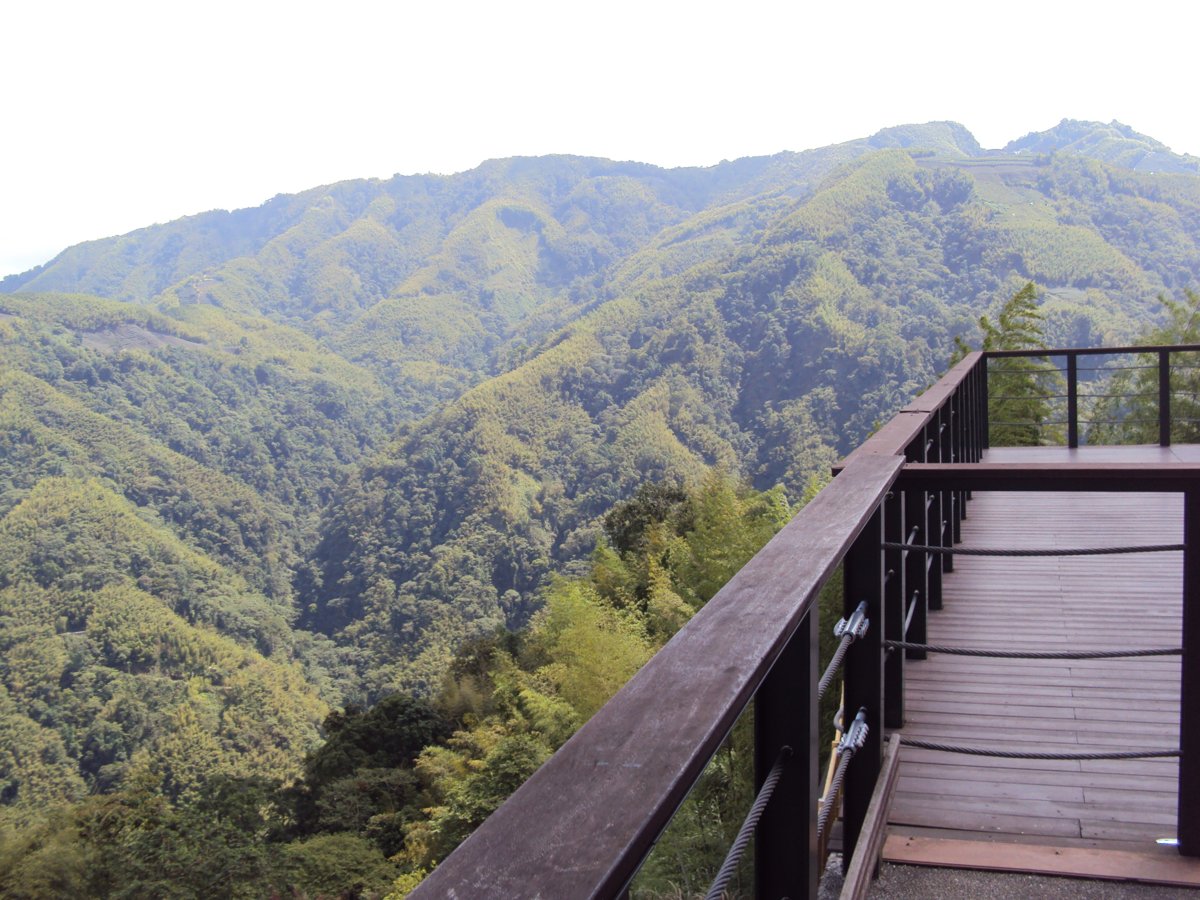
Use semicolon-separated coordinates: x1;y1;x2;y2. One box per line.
0;473;786;897
0;478;328;818
1005;118;1200;174
1089;288;1200;446
305;138;1200;694
2;119;1200;895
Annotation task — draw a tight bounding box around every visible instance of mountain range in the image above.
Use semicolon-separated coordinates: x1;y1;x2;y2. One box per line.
2;118;1200;826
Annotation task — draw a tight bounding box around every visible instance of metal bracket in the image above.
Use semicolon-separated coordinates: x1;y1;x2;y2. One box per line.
838;707;869;755
834;601;870;642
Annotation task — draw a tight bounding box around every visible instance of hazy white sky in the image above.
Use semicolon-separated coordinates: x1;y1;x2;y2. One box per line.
2;0;1196;278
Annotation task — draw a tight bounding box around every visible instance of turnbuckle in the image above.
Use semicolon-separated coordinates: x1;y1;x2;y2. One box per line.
838;707;869;754
834;601;869;642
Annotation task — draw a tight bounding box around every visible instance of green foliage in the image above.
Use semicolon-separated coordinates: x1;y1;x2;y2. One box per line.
1089;289;1200;445
603;481;693;555
975;282;1065;446
397;473;789;887
0;480;328;806
280;832;399;898
0;774;288;899
291;694;450;842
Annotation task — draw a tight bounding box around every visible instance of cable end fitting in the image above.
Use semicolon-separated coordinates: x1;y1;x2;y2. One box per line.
834;602;870;642
838;707;869;755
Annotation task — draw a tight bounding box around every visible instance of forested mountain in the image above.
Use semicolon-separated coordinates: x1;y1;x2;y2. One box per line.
3;119;1200;893
1005;118;1200;174
5;120;1200;693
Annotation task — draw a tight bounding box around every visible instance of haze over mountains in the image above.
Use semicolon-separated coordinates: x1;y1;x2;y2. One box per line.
2;119;1199;840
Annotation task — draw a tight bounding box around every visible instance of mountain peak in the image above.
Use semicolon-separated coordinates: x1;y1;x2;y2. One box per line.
1004;119;1199;173
866;121;982;157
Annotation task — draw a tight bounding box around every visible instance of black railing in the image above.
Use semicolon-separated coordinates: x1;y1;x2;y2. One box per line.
412;348;1200;899
985;343;1200;448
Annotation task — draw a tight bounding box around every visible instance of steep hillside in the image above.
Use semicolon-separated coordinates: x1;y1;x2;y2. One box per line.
0;129;985;420
0;293;390;542
1006;119;1200;174
0;478;329;824
306;145;1200;695
5;121;1200;700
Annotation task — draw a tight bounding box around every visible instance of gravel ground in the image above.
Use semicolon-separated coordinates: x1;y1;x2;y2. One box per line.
817;857;1198;898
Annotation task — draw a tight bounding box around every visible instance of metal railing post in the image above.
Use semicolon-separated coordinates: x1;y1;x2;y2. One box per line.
884;492;905;729
1182;488;1200;856
977;354;987;459
950;392;963;544
1067;353;1079;449
982;355;991;451
754;609;819;896
902;487;927;662
1161;350;1172;447
842;507;885;872
964;366;977;466
938;408;954;576
925;417;944;611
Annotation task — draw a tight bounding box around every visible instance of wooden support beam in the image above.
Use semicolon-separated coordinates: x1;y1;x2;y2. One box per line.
839;736;902;900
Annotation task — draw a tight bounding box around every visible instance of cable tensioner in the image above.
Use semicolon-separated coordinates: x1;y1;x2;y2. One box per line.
834;602;870;642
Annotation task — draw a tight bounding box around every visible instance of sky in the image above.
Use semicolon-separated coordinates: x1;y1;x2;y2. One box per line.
2;0;1197;277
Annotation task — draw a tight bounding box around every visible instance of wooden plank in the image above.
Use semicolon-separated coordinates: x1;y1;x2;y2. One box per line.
898;775;1084;802
895;794;1176;826
882;834;1200;886
899;761;1176;791
896;717;1176;740
839;736;902;900
1081;822;1180;842
889;462;1184;852
900;461;1200;492
889;802;1083;837
910;691;1178;711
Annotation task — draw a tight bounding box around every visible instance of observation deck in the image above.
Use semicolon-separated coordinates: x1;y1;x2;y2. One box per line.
413;347;1200;899
887;445;1196;886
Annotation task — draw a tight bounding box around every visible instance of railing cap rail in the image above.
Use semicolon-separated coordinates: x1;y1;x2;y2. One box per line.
984;343;1200;359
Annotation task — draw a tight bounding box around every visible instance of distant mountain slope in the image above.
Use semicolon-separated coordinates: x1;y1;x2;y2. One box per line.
0;478;328;823
1006;119;1200;174
306;145;1200;695
0;293;390;537
1;155;808;313
4;121;1200;704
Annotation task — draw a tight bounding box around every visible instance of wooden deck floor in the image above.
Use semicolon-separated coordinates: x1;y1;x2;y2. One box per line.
888;446;1186;856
